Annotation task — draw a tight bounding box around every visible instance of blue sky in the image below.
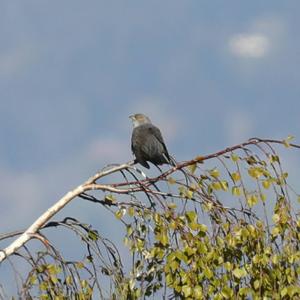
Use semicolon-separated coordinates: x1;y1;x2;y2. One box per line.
0;1;300;293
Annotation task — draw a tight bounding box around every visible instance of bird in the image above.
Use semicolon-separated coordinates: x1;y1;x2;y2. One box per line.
129;113;176;169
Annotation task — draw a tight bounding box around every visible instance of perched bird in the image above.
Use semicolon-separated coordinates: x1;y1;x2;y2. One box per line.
129;113;176;169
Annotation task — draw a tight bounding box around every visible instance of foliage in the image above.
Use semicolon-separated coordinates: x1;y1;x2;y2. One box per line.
0;138;299;299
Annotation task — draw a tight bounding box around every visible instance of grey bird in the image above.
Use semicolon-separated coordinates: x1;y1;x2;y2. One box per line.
129;113;176;169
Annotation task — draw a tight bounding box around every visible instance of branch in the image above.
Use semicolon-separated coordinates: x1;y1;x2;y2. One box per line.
0;138;298;263
0;162;133;263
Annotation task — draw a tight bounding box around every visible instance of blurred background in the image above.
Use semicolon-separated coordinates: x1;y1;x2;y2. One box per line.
0;0;299;293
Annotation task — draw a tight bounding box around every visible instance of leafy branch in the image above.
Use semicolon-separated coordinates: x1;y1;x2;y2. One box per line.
0;137;299;299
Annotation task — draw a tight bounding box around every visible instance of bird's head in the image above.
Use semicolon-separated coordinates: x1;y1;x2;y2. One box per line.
129;113;152;128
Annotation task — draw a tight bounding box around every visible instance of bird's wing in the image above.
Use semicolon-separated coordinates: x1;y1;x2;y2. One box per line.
149;126;176;166
131;127;150;168
147;125;171;160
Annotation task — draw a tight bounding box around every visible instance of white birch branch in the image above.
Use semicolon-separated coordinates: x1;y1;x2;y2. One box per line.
0;162;134;263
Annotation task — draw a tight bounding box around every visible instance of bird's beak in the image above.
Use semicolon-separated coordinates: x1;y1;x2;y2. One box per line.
129;115;134;120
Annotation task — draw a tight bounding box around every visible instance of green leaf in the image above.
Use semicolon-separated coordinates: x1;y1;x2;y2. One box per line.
232;186;241;196
186;189;194;199
270;155;280;163
212;180;228;191
253;279;260;290
287;286;300;297
262;179;271;189
105;194;116;203
127;206;135;217
271;226;280;237
66;276;73;285
246;156;257;165
198;224;208;233
238;287;251;296
168;202;177;209
221;286;233;299
193;286;203;298
189;222;200;231
39;281;48;291
50;275;58;284
210;168;220;178
231;153;239;162
283;135;294;147
182;285;192;297
166;273;173;286
29;274;37;285
169;260;179;271
272;214;280;223
204;267;213;279
76;262;84;269
88;229;99;241
156;231;169;246
281;287;288;297
248;167;264;179
252;255;260;264
232;267;247;279
217;236;224;247
184;246;196;256
81;279;88;289
188;163;197;174
115;208;126;219
212;181;221;190
46;264;61;275
260;193;266;202
198;243;208;254
231;172;241;182
247;194;258;207
272;254;279;265
220;180;228;191
175;251;188;263
185;211;197;223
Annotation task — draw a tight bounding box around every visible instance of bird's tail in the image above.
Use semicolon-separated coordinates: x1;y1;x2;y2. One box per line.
168;155;177;167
